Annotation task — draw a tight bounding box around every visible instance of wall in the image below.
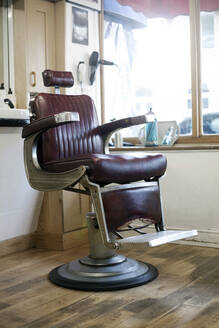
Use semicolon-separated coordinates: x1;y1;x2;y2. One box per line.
0;0;43;244
160;150;219;247
65;1;101;119
115;149;219;248
4;0;219;249
0;6;3;85
0;0;101;245
0;127;43;242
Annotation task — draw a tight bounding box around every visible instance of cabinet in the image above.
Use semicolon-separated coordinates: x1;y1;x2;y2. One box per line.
36;188;90;250
13;0;95;249
26;0;55;93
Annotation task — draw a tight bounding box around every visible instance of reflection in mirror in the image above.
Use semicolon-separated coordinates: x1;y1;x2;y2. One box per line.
0;5;4;89
0;0;15;109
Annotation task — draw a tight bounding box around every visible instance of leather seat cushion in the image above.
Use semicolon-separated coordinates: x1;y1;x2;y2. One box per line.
41;152;167;185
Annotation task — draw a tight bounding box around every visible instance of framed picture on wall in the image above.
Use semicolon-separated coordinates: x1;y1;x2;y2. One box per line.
68;0;101;12
72;6;89;46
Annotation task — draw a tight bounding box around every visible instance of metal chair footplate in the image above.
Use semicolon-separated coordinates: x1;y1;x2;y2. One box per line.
117;230;198;248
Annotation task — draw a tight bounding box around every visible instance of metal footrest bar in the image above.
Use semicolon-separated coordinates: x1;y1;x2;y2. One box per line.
116;230;198;249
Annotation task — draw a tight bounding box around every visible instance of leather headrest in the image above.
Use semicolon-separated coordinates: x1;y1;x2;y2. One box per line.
42;70;74;88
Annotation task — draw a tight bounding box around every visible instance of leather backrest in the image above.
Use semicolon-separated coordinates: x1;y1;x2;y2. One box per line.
30;93;104;166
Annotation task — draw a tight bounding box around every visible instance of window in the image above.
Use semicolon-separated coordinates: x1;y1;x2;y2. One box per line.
103;0;219;143
200;6;219;136
201;12;214;48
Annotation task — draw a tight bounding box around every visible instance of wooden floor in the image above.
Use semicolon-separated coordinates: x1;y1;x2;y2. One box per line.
0;244;219;328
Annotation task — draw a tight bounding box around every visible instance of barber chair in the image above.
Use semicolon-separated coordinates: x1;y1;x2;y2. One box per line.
22;70;197;291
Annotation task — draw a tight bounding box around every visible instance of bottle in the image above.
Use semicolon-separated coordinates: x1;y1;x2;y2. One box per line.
145;104;158;147
162;126;175;145
110;118;123;147
115;131;123;147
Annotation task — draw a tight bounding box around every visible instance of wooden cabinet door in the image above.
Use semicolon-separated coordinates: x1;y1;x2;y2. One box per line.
63;188;90;233
26;0;55;93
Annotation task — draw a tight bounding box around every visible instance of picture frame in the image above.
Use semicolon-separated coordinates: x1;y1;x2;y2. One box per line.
67;0;101;12
72;6;89;46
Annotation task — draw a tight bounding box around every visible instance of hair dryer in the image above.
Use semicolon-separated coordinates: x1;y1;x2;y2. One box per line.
89;51;117;85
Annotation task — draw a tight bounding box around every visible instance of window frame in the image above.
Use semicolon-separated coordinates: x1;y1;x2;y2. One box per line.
100;0;219;144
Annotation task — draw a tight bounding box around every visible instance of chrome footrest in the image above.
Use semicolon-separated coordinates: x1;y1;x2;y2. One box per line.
117;230;198;249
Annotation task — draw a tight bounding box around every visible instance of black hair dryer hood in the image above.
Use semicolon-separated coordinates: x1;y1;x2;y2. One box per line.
89;51;116;85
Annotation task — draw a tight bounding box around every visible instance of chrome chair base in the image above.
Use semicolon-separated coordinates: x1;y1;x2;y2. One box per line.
49;255;158;291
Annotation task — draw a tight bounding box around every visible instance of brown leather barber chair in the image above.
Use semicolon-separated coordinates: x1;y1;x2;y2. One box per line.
22;70;197;291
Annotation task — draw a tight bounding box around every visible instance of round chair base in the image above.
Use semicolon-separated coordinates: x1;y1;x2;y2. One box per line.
49;256;158;291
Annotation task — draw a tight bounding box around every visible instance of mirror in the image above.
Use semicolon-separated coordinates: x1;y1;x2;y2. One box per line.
0;5;4;89
0;0;14;97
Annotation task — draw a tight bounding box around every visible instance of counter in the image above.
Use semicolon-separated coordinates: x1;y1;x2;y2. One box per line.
0;124;42;242
0;108;30;126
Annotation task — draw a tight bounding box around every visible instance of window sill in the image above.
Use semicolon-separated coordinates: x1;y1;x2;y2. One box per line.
110;143;219;151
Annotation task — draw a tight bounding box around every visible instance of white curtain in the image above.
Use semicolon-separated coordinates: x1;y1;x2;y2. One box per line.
104;20;140;137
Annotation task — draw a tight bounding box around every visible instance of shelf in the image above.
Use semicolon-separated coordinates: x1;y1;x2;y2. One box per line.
110;144;219;151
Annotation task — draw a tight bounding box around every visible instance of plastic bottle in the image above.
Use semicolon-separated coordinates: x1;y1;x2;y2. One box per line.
162;126;174;145
145;104;158;146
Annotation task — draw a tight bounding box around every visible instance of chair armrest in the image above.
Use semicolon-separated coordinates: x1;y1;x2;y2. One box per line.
99;115;147;137
99;115;149;153
22;111;80;139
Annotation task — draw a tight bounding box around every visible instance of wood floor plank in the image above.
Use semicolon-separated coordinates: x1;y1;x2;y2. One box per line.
0;285;72;315
144;303;205;328
20;293;125;328
0;245;88;275
0;246;88;297
181;300;219;328
0;244;219;328
0;292;93;328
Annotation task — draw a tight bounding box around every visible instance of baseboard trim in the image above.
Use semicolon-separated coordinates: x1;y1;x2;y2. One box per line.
35;227;88;250
0;233;36;257
2;226;219;258
170;227;219;248
0;227;89;256
63;228;88;250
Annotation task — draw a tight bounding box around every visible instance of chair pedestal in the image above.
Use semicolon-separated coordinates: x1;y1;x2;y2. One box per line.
49;213;158;291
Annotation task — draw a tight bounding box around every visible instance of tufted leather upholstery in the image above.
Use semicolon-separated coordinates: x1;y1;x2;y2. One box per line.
102;184;162;231
41;153;167;185
31;93;104;166
42;70;74;88
30;93;167;186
